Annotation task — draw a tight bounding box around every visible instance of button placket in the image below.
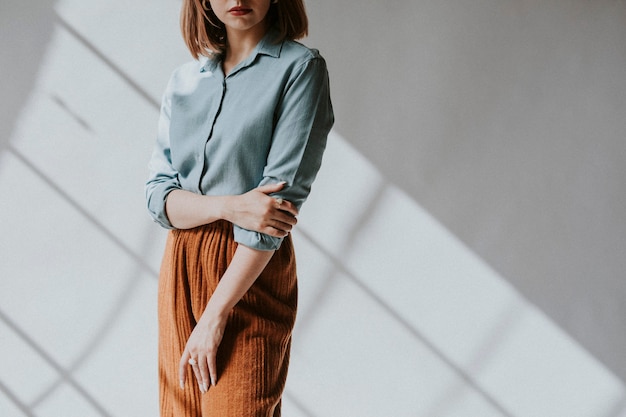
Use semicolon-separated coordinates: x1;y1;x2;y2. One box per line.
197;78;227;192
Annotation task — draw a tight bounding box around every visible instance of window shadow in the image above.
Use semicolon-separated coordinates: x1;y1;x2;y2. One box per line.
0;1;57;153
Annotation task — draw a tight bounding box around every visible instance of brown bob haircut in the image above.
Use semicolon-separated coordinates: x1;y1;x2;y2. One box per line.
181;0;309;59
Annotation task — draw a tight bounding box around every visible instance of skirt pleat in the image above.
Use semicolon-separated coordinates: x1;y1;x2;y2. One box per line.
158;220;297;417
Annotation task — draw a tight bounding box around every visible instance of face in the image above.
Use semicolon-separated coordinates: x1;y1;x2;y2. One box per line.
208;0;272;36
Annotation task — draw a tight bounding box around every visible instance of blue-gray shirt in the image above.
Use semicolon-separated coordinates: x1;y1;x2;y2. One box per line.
145;29;334;251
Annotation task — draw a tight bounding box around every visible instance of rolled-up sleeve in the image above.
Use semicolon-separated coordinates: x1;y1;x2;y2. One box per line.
234;55;335;251
145;76;182;229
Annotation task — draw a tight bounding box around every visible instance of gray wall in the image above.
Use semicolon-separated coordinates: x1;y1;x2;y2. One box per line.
306;0;626;380
0;1;57;152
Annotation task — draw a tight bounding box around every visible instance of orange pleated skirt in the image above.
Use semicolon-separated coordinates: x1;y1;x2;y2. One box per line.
158;220;297;417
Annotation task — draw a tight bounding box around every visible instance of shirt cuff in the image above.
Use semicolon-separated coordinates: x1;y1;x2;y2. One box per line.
146;184;179;229
233;225;283;251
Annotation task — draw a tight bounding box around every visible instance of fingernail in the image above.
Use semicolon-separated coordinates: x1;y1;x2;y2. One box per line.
211;376;216;387
199;383;205;393
203;382;209;392
179;380;184;390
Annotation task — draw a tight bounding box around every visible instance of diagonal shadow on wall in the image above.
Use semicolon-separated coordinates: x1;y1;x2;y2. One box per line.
0;1;57;153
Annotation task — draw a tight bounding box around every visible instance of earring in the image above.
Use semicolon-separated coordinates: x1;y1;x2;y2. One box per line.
272;0;278;4
202;0;211;10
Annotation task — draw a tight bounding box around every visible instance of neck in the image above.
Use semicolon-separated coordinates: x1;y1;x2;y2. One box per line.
225;21;269;67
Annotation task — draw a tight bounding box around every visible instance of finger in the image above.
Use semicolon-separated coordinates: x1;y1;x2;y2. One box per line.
262;227;289;238
179;351;190;389
208;350;218;387
198;354;211;393
277;200;298;217
261;222;294;238
188;356;203;392
274;210;298;226
270;220;295;234
256;181;286;195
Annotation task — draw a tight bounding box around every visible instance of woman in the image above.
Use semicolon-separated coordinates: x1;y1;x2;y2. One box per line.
145;0;333;415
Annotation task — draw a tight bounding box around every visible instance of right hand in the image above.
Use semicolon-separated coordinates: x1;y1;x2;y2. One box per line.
227;182;298;237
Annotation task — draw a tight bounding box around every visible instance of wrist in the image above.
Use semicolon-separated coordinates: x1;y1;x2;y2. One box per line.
203;300;231;322
217;195;235;223
200;194;231;224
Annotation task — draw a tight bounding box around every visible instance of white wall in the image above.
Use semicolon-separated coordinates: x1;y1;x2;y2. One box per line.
1;1;625;416
305;0;626;382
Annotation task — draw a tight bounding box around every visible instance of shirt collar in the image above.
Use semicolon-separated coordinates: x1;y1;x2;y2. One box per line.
256;26;283;58
199;27;283;74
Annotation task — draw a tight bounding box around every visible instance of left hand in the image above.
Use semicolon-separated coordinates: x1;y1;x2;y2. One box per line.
227;183;299;237
179;309;228;393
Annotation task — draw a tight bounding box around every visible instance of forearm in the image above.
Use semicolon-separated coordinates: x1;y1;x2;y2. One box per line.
165;189;234;229
165;185;298;235
179;244;275;389
203;245;274;320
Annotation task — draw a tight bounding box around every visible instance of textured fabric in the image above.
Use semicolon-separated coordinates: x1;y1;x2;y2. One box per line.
158;220;297;416
145;27;335;251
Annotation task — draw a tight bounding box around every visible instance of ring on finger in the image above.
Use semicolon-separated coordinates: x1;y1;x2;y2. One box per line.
275;197;283;207
188;358;197;366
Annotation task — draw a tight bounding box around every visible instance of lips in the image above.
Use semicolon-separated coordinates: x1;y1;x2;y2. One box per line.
228;6;252;15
